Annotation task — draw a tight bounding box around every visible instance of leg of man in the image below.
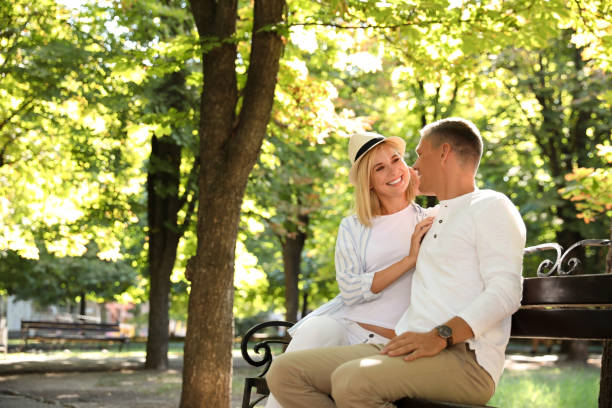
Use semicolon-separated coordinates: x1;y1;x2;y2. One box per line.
331;343;494;408
265;316;349;408
267;343;494;408
267;343;380;408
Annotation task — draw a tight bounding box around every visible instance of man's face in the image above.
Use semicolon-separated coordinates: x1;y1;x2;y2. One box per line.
413;137;440;196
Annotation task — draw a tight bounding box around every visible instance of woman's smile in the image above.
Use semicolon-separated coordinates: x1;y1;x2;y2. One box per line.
387;175;403;186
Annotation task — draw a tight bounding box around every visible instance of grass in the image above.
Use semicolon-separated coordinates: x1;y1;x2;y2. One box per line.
3;345;601;408
489;364;600;408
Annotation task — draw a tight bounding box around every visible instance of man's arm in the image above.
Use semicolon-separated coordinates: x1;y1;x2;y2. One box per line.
382;194;526;361
457;195;525;338
381;316;473;361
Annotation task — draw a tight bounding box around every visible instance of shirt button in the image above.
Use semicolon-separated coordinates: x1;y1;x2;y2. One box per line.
434;234;437;238
438;219;443;223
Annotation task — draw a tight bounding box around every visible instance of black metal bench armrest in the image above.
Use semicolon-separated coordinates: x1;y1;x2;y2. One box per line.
240;320;294;377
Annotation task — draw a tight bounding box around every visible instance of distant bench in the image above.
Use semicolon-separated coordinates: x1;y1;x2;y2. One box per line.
240;238;612;408
21;320;129;351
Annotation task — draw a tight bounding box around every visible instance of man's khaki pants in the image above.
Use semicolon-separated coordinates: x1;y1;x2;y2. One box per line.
266;342;494;408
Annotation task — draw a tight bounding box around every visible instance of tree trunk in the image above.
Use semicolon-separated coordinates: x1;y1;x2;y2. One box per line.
180;1;285;407
301;290;309;318
599;225;612;408
280;214;308;323
79;293;86;316
145;135;182;370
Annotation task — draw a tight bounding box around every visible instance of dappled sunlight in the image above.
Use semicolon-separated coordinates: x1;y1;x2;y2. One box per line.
290;26;318;54
504;354;558;371
359;358;383;367
235;241;267;288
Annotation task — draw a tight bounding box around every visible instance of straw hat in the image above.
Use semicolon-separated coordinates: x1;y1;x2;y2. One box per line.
348;132;406;185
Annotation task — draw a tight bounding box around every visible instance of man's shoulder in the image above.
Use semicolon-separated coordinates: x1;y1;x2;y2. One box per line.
468;189;523;223
470;189;512;207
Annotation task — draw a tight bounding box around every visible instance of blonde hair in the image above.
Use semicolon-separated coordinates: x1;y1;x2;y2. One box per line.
353;140;416;227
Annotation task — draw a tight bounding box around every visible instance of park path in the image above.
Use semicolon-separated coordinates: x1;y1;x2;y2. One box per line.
0;351;254;408
0;349;602;408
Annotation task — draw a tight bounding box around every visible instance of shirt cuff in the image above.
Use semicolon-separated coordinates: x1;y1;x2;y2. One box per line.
457;310;482;339
360;271;381;301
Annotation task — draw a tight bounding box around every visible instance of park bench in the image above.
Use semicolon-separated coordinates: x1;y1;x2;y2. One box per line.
21;319;129;351
240;238;612;408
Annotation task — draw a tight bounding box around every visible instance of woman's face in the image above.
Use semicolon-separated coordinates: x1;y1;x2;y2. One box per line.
369;144;410;201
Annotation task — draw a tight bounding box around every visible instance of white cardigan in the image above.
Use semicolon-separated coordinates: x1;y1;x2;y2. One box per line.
288;203;427;336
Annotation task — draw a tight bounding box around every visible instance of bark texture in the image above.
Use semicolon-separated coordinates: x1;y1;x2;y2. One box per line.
145;135;182;370
180;1;285;407
280;212;308;323
599;225;612;408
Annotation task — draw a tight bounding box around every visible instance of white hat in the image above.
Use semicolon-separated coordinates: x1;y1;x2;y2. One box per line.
348;132;406;185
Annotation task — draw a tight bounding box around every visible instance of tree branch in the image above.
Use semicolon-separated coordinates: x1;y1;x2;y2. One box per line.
0;97;36;133
230;0;286;180
187;0;215;38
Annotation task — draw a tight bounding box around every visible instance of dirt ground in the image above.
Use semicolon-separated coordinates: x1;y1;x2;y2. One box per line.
0;351;259;408
0;347;602;408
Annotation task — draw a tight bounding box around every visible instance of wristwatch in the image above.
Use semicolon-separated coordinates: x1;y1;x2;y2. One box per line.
436;325;453;348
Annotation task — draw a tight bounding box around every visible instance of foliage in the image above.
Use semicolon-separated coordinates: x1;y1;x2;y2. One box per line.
2;0;612;321
560;142;612;223
239;46;369;316
0;241;135;306
478;28;611;259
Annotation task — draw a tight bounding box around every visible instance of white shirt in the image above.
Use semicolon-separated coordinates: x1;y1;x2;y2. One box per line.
288;203;428;336
341;204;418;328
394;189;526;386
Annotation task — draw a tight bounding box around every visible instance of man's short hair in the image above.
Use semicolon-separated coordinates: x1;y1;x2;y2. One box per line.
420;118;483;167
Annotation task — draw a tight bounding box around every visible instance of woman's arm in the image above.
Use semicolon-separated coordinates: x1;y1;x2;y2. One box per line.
370;216;434;293
335;218;378;306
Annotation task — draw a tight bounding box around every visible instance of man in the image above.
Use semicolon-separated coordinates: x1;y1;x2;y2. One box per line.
266;117;526;407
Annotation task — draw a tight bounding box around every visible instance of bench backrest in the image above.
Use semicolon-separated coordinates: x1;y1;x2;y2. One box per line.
21;320;120;332
511;238;612;341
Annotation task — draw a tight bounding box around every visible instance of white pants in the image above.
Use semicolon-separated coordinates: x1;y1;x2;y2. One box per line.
265;316;389;408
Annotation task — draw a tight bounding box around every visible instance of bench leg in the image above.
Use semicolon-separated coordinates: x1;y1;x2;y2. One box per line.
242;379;253;408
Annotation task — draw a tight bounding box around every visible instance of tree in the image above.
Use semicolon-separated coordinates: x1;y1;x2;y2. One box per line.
85;0;202;369
242;50;369;322
179;2;611;405
179;1;286;407
0;0;147;309
603;224;612;407
0;241;135;308
561;143;611;405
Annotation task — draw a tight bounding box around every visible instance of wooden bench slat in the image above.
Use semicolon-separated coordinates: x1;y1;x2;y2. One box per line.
21;321;120;331
21;320;128;351
511;308;612;340
521;275;612;306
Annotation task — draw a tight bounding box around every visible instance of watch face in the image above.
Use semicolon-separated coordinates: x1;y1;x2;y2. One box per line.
438;325;452;338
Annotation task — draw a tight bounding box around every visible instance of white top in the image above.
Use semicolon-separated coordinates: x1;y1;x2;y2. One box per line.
288;203;428;335
394;189;526;387
340;204;418;328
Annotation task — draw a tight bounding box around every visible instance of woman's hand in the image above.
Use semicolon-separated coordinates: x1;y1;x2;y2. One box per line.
370;217;434;294
408;217;434;259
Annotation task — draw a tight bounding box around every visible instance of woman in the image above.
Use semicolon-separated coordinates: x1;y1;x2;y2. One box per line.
265;132;434;408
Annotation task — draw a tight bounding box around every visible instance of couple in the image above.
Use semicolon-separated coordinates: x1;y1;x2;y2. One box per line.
266;117;527;408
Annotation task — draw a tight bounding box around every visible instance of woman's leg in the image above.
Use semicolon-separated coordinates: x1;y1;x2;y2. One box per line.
265;316;348;408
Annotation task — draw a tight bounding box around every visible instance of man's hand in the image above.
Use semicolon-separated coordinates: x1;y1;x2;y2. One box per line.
381;329;446;362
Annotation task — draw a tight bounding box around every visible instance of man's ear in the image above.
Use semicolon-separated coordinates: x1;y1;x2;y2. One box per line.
440;143;451;163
